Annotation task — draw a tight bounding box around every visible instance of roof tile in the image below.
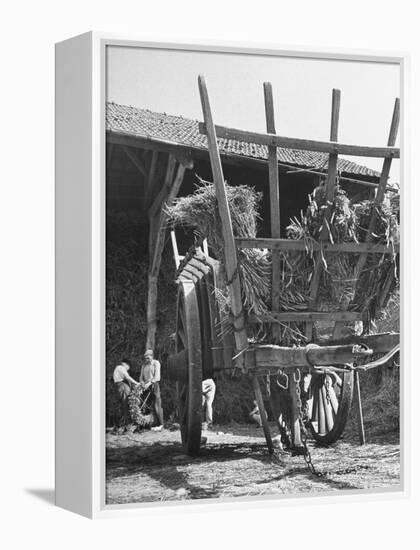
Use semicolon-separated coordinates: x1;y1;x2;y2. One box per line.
106;102;380;178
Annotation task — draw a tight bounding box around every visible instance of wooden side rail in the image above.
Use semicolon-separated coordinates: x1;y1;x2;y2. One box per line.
248;311;363;323
319;331;399;354
168;334;399;381
198;122;400;159
235;237;399;254
245;344;372;369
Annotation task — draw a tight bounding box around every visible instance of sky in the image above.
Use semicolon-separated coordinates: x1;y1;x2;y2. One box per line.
106;46;401;183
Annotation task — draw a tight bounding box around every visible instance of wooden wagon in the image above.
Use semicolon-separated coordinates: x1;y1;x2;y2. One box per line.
168;76;400;466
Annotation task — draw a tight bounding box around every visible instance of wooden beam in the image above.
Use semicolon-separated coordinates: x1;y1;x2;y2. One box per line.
333;98;400;338
319;331;399;354
198;75;248;363
145;151;158;209
174;333;397;375
145;273;158;350
106;143;114;171
150;162;187;275
264;82;281;344
375;98;400;206
289;373;302;448
146;161;187;350
264;82;281;237
123;146;147;177
248;311;363;323
149;154;177;219
245;343;373;370
355;98;400;269
286;167;396;192
108;131;194;157
306;89;341;340
235;237;399;254
252;375;274;453
198;122;400;159
171;230;180;269
166;162;187;204
107;132;388;187
354;371;366;445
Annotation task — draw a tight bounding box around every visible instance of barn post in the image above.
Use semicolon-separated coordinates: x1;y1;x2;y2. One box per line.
145;152;193;351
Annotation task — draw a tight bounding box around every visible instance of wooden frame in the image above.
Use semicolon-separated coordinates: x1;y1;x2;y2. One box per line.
197;69;400;452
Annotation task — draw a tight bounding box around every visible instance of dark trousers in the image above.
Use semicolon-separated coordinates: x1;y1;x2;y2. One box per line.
152;383;164;425
115;381;130;426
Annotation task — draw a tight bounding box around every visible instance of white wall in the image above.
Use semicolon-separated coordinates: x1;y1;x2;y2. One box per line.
1;0;419;547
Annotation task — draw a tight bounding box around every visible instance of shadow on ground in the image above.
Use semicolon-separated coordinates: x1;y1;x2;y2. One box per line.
25;488;55;505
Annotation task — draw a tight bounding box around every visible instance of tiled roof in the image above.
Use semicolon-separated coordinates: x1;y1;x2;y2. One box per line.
106;102;380;179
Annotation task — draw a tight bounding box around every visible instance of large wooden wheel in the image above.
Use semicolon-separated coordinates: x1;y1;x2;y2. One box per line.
176;280;203;456
307;369;354;445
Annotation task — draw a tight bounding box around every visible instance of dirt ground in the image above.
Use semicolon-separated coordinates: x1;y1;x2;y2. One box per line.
105;423;400;504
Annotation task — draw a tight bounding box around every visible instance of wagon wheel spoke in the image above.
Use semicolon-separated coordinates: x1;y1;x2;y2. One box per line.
177;325;188;349
328;381;339;416
311;384;319;426
179;304;187;334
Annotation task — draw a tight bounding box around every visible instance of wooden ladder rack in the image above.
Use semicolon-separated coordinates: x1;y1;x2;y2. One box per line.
197;74;400;451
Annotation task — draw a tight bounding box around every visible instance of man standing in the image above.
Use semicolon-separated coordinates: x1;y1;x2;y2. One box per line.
113;359;139;428
202;378;216;431
140;349;164;431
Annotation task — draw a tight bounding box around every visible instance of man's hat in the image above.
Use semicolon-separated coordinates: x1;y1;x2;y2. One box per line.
144;349;154;358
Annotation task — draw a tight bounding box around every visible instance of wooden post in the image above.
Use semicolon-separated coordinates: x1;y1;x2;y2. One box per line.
145;151;158;209
106;143;114;171
252;376;274;453
150;155;177;218
198;74;276;447
123;146;147;177
198;75;248;362
263;82;281;344
305;89;341;341
171;230;180;269
354;371;366;445
332;97;400;339
288;373;303;448
145;157;189;351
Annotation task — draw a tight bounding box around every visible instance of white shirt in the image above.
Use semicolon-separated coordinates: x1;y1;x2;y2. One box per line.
140;360;161;385
113;364;131;383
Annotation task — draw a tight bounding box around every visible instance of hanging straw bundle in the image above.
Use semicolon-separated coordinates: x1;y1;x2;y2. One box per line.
286;184;399;322
166;179;271;319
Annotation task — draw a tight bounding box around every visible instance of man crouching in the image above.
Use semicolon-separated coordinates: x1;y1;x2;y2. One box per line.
140;349;164;431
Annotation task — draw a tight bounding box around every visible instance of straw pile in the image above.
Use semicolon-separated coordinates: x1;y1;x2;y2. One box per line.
167;179;399;344
128;386;156;428
286;185;399;319
166;179;271;319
